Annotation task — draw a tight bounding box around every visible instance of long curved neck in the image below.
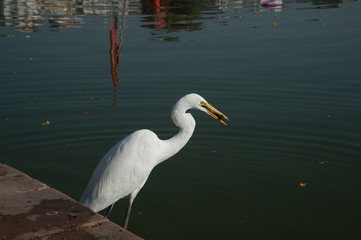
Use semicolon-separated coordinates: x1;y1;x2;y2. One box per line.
158;99;196;164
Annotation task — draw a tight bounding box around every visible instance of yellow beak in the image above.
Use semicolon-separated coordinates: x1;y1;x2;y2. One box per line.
202;102;229;125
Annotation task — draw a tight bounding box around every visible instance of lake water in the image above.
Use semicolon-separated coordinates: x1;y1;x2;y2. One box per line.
1;0;361;239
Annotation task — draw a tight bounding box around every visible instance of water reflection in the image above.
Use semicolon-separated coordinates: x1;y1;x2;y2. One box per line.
0;0;346;36
109;1;127;106
0;0;140;33
142;0;171;29
140;0;203;34
312;0;343;8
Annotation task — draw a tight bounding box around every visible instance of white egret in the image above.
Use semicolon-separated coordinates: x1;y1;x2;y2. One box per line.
79;93;228;229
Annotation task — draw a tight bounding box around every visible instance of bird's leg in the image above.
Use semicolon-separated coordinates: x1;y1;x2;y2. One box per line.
123;199;133;229
105;203;115;218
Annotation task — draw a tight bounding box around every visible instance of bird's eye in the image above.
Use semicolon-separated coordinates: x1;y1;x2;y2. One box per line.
200;101;207;107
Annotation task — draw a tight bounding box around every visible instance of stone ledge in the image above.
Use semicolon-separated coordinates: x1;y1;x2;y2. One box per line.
0;164;143;240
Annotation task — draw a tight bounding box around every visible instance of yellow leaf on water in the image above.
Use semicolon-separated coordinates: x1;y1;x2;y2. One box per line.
42;120;50;126
299;182;307;188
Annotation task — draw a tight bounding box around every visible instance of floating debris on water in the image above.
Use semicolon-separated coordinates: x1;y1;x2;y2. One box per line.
42;120;50;126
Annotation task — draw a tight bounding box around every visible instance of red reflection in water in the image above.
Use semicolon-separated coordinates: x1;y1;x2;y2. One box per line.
110;16;120;89
109;15;120;106
109;1;127;106
144;0;171;29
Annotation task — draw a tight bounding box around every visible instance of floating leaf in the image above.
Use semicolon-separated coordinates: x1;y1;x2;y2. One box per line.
42;120;50;126
299;182;307;188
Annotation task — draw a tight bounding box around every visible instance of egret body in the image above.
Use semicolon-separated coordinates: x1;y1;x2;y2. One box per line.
80;93;228;228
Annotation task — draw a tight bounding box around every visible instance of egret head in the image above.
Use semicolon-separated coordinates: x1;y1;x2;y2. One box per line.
199;100;229;125
185;93;229;125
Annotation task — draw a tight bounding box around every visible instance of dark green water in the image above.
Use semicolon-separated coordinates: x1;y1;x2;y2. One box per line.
1;0;361;239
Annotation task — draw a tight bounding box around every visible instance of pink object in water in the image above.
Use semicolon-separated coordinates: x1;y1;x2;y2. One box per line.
261;2;283;8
